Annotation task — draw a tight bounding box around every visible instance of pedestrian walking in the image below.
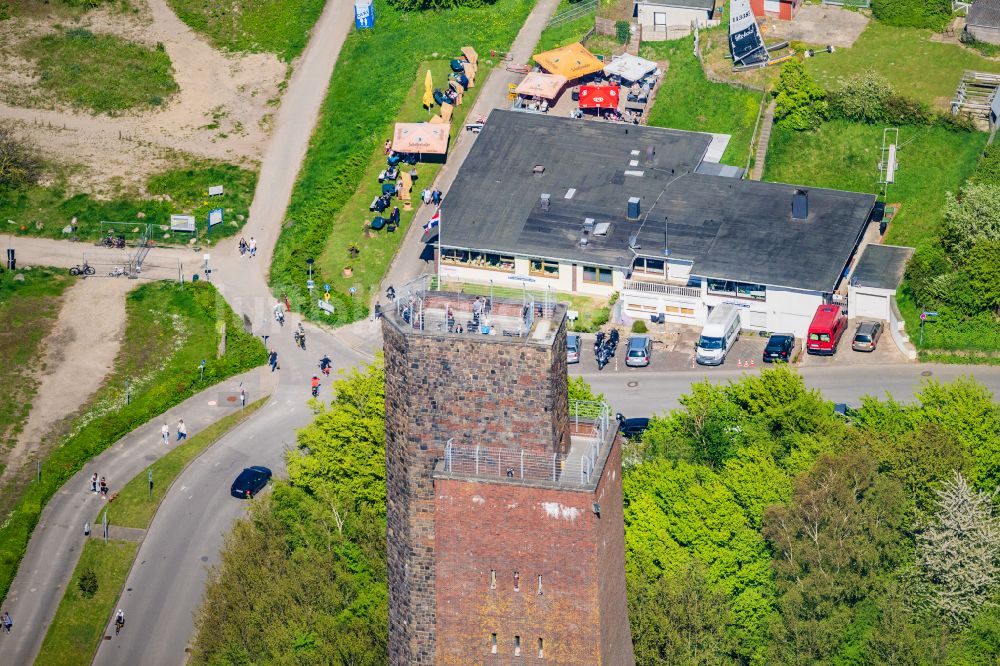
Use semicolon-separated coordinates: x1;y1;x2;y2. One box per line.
269;349;278;372
176;419;187;441
240;387;246;407
91;472;98;493
238;237;247;256
100;477;108;497
248;237;257;258
161;423;169;444
115;608;125;635
2;610;12;633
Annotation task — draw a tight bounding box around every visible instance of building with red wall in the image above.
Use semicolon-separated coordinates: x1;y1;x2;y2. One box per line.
382;282;634;665
749;0;801;20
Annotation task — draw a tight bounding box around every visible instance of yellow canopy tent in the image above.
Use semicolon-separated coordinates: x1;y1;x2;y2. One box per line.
533;42;604;80
423;69;434;108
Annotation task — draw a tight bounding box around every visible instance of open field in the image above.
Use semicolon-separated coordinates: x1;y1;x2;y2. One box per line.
34;540;139;666
26;28;178;114
642;36;762;166
763;120;987;250
0;268;74;473
168;0;325;61
0;281;265;604
272;0;535;321
1;160;257;244
805;22;1000;108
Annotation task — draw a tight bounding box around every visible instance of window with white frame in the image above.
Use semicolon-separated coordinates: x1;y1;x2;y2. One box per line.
653;11;667;25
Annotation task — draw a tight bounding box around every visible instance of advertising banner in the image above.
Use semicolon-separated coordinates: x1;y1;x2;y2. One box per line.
729;0;769;67
170;214;196;232
354;0;374;29
208;208;224;227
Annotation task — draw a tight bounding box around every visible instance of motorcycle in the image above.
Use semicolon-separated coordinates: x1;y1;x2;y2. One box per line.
319;356;332;376
594;331;605;355
594;329;618;371
294;324;306;350
101;233;125;249
69;262;96;276
274;308;285;327
311;382;320;398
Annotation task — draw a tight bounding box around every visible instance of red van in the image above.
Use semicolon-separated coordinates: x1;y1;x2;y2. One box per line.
806;304;848;355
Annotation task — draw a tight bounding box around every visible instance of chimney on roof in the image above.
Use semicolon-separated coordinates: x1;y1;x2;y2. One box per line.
792;189;808;220
540;193;551;212
627;197;640;221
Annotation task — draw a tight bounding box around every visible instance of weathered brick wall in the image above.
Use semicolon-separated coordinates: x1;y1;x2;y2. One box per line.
382;301;572;664
595;435;635;666
433;445;634;666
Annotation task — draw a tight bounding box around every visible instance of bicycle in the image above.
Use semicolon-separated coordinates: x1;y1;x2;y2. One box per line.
69;262;96;276
114;615;124;636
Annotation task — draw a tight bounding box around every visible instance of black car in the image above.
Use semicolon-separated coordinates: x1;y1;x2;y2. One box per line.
763;334;795;363
231;466;272;499
616;413;650;440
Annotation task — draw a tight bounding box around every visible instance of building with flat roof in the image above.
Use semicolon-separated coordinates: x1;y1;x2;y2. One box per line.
434;110;878;337
383;279;633;665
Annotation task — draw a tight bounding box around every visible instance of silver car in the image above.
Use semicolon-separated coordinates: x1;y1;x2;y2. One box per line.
625;336;651;367
566;334;580;364
851;321;882;352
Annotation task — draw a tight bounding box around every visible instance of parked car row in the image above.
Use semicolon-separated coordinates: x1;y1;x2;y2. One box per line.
566;333;651;367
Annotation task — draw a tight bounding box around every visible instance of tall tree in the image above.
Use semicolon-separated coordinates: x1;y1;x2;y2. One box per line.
763;450;907;663
917;472;1000;627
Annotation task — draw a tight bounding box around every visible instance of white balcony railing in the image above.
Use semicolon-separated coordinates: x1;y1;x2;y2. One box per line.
624;280;701;298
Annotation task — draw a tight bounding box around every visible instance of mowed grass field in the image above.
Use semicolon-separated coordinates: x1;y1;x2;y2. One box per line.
805;22;1000;108
168;0;326;61
763;120;987;250
642;36;762;166
24;28;178;114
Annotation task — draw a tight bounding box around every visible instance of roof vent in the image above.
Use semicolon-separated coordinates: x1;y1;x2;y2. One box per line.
593;222;611;237
579;236;589;247
627;197;640;221
540;193;551;211
532;164;545;174
792;189;808;220
564;188;577;199
583;218;595;234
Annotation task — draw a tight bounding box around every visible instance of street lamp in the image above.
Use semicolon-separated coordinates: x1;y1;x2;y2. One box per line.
306;258;315;294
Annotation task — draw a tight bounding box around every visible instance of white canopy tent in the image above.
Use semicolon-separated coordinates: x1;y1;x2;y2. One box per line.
602;54;658;82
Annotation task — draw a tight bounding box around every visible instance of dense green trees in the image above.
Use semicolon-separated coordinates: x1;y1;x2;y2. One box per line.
773;60;828;131
872;0;952;29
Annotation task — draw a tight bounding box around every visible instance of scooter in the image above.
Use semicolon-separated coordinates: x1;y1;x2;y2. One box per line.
319;356;331;376
311;382;320;398
274;308;285;327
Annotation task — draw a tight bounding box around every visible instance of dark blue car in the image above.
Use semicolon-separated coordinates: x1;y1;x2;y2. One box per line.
763;334;795;363
231;466;271;499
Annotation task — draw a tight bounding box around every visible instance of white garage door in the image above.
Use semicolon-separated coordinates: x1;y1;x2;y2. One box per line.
744;309;767;330
773;313;811;338
853;292;888;320
764;0;781;12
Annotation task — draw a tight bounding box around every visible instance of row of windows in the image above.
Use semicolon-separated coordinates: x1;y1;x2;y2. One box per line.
490;569;543;594
706;279;767;301
443;251;616;285
630;303;696;316
491;634;544;658
631;257;666;276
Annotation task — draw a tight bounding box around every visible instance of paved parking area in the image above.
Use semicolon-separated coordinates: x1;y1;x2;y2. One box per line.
762;4;870;48
798;318;910;367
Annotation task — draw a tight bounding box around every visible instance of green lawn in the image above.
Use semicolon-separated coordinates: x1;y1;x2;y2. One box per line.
0;268;74;469
24;28;178;114
534;1;597;56
35;540;139;666
105;397;267;529
763;120;987;249
642;36;762;166
314;59;489;307
168;0;326;61
805;22;1000;108
271;0;534;323
0;162;257;245
0;282;264;604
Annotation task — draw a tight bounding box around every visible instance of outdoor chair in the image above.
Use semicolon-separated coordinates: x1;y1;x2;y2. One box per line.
370;216;387;231
450;59;464;72
382;183;396;196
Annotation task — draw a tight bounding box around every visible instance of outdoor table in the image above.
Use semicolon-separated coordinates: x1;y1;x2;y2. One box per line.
623;100;645;113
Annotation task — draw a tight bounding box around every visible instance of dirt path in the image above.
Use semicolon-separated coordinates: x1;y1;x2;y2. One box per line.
0;0;285;192
0;277;134;488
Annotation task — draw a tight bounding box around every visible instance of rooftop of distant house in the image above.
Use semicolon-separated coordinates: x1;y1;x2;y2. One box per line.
439;110;877;293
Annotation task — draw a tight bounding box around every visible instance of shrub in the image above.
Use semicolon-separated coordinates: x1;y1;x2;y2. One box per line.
77;567;98;598
632;319;648;333
387;0;497;9
872;0;951;29
616;20;631;44
884;93;931;126
829;70;893;123
0;126;43;189
971;144;1000;186
773;60;827;131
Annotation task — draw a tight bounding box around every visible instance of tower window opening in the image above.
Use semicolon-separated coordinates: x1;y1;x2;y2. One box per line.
514;570;520;592
515;635;522;657
490;569;497;590
539;637;544;658
538;574;543;595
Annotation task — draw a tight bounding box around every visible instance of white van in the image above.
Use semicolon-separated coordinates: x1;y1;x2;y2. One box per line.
696;304;741;366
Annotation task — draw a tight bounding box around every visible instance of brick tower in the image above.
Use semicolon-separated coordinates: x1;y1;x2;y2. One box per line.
383;282;634;665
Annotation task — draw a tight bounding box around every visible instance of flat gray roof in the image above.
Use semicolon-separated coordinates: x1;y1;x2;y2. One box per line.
968;0;1000;27
639;0;715;10
440;110;876;293
851;244;914;290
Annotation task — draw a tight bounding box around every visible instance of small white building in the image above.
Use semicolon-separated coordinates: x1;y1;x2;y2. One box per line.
847;244;914;321
432;111;878;339
635;0;716;40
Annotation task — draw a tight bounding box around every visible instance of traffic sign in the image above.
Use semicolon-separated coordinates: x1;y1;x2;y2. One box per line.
323;283;330;293
924;311;939;316
307;279;315;290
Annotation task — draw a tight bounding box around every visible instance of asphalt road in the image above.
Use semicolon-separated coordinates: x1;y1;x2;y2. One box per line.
574;363;1000;416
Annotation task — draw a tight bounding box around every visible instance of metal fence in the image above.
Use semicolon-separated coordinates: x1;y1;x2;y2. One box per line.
821;0;870;7
546;0;597;28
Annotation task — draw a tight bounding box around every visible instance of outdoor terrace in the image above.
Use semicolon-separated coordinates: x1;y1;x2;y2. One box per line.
433;400;616;491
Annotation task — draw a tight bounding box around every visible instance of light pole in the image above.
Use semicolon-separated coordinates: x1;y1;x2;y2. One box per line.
306;257;315;297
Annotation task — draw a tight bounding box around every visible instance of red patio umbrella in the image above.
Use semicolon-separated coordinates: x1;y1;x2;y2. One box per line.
578;85;620;109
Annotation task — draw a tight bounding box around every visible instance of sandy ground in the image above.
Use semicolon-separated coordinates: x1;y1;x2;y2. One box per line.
761;4;870;49
0;0;286;194
0;276;134;488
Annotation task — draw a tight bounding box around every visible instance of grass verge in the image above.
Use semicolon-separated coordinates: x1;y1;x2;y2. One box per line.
24;28;178;114
805;22;1000;108
0;161;257;245
0;267;74;465
534;2;597;56
34;540;139;666
168;0;326;61
763;119;987;250
313;58;490;310
0;281;265;604
103;396;268;529
270;0;534;325
641;36;762;165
